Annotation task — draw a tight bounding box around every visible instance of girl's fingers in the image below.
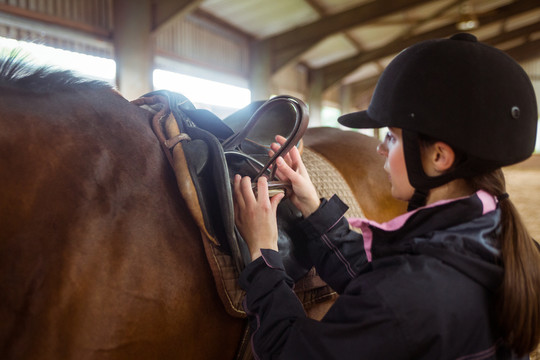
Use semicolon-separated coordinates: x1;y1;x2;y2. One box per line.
275;134;287;145
257;176;269;201
288;146;307;173
239;176;256;206
270;142;290;164
275;158;303;187
270;141;295;168
233;174;245;209
276;156;297;178
270;192;285;211
281;151;293;167
274;135;303;164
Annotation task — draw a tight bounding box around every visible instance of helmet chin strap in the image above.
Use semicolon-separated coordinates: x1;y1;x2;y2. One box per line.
407;188;430;211
401;130;451;211
401;130;499;211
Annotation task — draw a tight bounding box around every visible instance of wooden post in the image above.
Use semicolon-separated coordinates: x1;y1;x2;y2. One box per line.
340;84;351;118
249;42;272;101
308;69;323;127
112;0;153;100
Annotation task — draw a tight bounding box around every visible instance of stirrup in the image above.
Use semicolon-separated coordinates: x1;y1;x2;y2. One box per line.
222;95;309;195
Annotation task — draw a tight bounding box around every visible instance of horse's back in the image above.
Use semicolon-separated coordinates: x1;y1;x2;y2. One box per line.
0;86;244;359
304;127;406;222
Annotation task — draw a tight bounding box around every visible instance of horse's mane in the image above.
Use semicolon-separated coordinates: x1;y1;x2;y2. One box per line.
0;50;113;93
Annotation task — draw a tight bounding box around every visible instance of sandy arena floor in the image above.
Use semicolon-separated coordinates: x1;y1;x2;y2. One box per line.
503;155;540;242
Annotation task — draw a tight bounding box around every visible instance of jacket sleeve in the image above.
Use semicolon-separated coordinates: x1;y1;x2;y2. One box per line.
295;195;370;293
239;249;408;360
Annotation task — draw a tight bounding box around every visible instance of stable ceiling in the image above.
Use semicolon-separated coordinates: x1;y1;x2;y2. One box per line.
0;0;538;105
193;0;540;94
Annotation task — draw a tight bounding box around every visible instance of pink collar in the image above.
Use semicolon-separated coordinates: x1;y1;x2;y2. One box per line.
348;190;497;262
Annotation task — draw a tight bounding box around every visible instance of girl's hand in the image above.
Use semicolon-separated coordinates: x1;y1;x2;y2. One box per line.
271;135;320;217
233;174;284;261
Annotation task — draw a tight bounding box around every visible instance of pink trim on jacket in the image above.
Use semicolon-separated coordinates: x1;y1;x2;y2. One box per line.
347;190;497;262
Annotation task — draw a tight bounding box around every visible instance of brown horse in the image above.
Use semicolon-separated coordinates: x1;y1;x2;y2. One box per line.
0;59;246;359
0;57;403;359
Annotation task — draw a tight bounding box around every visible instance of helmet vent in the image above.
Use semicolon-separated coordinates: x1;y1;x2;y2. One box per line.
511;106;520;119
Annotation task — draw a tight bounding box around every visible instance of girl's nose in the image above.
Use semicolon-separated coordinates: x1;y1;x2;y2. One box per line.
377;142;388;156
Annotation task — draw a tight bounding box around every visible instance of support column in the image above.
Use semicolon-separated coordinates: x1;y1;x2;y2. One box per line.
112;0;153;100
308;69;323;127
339;83;351;116
249;42;273;101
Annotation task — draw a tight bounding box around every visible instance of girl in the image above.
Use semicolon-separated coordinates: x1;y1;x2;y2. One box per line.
233;33;540;359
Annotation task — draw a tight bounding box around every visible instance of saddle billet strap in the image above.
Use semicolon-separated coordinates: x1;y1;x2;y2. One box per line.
133;95;173;166
133;93;196;168
165;133;191;149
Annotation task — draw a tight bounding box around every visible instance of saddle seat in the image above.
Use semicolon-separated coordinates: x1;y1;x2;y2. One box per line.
133;90;335;317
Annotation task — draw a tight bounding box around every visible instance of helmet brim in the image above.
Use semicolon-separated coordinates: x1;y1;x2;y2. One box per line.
337;110;383;129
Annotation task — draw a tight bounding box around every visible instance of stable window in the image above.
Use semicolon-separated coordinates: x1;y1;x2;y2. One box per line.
153;69;251;119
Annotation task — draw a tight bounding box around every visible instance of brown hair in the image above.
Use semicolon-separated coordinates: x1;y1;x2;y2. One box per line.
469;169;540;356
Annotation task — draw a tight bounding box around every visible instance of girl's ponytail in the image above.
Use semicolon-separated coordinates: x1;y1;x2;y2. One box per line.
471;169;540;356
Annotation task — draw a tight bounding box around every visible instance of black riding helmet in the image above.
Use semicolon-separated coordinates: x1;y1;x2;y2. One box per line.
338;33;538;210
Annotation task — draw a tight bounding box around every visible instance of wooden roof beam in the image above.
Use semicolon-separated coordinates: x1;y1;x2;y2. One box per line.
256;0;430;73
486;21;540;47
506;37;540;63
348;20;540;106
316;0;540;91
151;0;203;34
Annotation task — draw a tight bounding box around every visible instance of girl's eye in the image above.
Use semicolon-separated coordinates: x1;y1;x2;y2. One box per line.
385;132;395;143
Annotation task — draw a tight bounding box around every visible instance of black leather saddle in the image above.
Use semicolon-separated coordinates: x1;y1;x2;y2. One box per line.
139;90;311;281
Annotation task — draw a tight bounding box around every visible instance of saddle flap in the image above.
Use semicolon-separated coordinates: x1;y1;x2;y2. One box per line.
182;126;248;270
183;139;209;175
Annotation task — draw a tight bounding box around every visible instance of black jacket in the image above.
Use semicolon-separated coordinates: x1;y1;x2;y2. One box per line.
239;191;527;359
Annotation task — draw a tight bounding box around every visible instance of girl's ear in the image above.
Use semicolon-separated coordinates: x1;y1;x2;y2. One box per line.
431;141;455;173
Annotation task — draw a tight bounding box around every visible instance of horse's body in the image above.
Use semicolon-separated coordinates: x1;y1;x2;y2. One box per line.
0;60;403;359
0;66;245;359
